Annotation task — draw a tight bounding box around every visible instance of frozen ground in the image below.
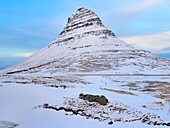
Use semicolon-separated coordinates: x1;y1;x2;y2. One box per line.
0;74;170;128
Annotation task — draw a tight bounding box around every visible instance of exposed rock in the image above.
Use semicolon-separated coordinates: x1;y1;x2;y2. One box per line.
40;98;170;126
108;121;113;125
79;93;108;105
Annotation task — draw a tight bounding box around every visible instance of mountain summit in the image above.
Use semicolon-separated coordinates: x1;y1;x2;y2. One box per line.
58;7;109;38
3;7;170;74
49;7;119;47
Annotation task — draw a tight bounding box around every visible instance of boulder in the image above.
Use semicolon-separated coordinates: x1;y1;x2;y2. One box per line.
79;93;108;105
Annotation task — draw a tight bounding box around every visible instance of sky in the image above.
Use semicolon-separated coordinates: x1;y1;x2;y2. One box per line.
0;0;170;69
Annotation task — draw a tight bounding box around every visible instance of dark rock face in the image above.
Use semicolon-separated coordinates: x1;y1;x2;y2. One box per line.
79;93;108;105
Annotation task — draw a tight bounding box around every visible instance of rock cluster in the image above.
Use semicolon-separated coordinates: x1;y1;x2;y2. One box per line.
79;93;108;105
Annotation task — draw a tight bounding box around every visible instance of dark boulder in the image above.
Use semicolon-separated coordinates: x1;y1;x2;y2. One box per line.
79;93;108;105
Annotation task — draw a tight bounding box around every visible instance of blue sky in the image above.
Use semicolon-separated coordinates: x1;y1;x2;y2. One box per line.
0;0;170;69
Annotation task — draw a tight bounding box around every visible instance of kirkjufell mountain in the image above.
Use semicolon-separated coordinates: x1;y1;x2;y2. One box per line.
3;7;170;75
0;8;170;128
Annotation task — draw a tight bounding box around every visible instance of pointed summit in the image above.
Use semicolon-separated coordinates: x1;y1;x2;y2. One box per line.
59;7;105;36
68;8;104;28
50;7;115;46
67;7;104;26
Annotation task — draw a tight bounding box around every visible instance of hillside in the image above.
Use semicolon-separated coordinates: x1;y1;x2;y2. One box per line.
2;7;170;75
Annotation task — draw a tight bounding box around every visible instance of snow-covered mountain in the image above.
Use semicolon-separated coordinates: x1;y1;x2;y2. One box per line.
3;7;170;75
1;8;170;128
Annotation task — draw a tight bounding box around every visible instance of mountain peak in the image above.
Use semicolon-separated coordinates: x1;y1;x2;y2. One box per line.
4;8;170;75
66;7;104;27
58;7;108;37
50;8;116;46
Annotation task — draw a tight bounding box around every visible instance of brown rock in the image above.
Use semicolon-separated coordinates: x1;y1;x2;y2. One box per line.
79;93;108;105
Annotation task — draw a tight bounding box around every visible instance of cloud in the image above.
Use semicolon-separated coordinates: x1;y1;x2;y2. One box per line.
158;47;170;53
15;52;34;57
120;31;170;53
105;0;166;37
161;47;170;51
121;0;161;15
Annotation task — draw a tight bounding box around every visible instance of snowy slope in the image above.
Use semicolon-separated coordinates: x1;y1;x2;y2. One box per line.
2;7;170;75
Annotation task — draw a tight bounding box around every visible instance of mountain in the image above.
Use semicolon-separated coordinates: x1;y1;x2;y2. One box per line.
2;7;170;75
0;7;170;128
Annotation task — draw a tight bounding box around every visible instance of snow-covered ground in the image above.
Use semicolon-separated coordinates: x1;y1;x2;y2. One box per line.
0;74;170;128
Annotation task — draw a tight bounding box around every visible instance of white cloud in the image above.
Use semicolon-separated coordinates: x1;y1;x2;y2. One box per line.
15;52;34;57
105;0;164;37
121;0;161;15
120;31;170;53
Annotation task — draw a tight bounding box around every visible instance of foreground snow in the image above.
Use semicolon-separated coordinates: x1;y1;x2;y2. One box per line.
0;74;170;128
